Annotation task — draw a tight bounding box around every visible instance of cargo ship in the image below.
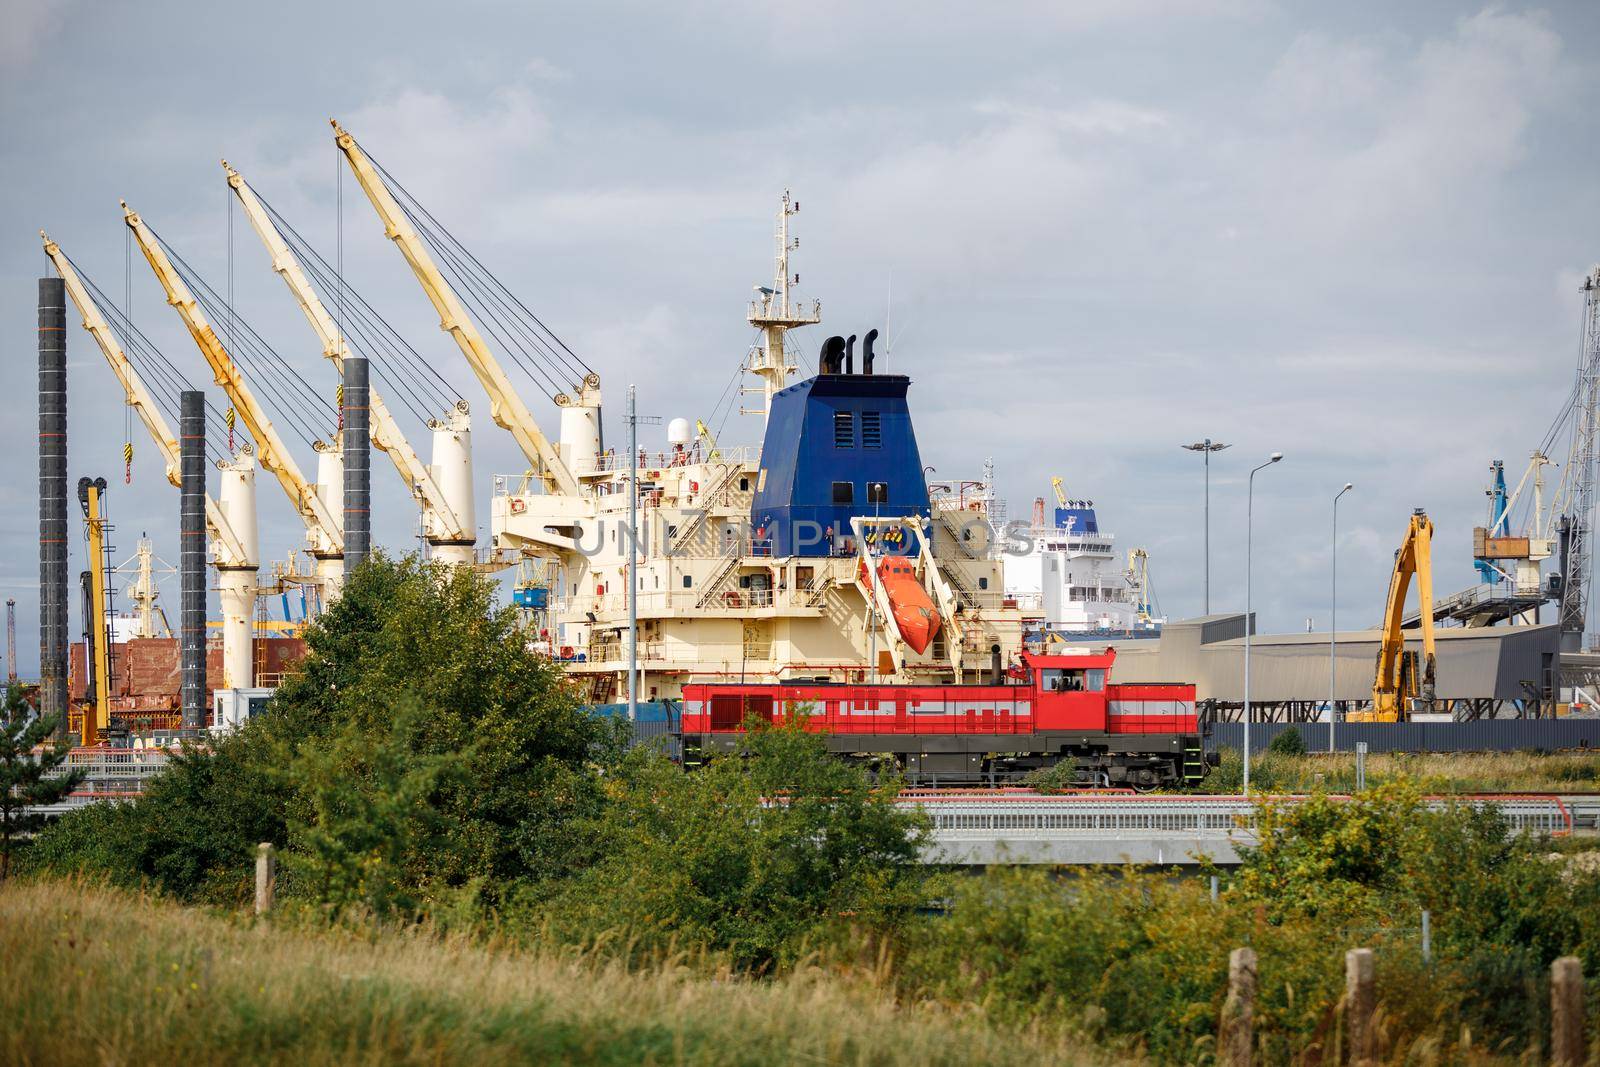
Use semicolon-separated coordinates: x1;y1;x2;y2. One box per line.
493;194;1028;701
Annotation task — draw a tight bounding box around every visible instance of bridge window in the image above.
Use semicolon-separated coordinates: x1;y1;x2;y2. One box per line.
832;481;854;505
867;481;888;505
834;411;854;448
978;576;989;590
861;411;882;448
682;575;692;588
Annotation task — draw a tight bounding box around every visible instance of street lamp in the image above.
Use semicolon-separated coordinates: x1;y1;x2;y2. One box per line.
1181;439;1231;614
1330;483;1354;753
1243;451;1283;795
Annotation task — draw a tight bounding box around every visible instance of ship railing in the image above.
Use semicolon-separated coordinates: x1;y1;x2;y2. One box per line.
1023;527;1118;546
493;446;761;484
560;586;812;618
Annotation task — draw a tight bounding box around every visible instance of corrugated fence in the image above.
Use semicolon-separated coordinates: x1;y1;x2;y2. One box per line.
589;701;682;759
1207;719;1600;756
584;703;1600;760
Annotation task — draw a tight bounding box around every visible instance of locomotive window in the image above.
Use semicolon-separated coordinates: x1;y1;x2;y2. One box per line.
1040;669;1091;693
1086;669;1105;692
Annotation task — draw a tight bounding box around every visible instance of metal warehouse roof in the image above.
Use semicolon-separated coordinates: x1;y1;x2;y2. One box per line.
1101;613;1557;703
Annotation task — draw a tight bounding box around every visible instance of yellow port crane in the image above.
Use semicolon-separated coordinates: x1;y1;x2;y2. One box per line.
331;119;584;497
123;201;346;600
1352;509;1438;723
78;477;112;746
222;160;477;566
42;233;261;690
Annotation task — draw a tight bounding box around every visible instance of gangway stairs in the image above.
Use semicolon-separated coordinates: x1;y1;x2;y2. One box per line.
669;462;744;555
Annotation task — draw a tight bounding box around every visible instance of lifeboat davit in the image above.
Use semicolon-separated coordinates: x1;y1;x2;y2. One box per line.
865;555;942;654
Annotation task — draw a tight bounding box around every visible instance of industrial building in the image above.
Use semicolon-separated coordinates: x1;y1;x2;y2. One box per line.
1105;613;1560;721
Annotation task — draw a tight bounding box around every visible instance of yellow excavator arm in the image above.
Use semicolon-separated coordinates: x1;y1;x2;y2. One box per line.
330;119;578;497
1360;509;1437;722
123;202;343;554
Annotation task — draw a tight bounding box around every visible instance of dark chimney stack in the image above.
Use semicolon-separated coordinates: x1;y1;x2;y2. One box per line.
38;277;68;733
179;390;206;730
342;356;371;573
819;335;845;374
844;334;856;375
862;329;879;375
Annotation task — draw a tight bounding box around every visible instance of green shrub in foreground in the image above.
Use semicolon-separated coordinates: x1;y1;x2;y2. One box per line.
535;721;931;972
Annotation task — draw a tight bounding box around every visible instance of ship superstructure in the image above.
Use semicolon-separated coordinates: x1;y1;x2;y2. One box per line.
491;195;1026;701
1003;490;1163;640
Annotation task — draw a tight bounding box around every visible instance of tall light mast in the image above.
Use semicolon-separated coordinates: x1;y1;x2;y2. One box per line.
331;120;583;497
747;191;821;420
223;161;477;566
43;233;260;689
1560;268;1600;651
122;202;346;600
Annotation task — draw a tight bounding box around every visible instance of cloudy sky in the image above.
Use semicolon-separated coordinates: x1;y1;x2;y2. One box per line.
2;0;1598;673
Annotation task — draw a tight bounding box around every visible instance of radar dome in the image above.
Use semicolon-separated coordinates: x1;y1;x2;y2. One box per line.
667;418;692;446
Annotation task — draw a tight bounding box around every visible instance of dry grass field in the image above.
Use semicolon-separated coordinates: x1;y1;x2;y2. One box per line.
0;878;1104;1067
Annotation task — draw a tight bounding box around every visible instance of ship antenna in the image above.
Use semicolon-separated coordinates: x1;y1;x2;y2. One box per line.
746;190;821;422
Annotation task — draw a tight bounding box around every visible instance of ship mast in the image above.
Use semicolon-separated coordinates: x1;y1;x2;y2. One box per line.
746;191;821;420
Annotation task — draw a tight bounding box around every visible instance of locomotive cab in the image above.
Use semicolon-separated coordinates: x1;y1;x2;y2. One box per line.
1021;648;1117;731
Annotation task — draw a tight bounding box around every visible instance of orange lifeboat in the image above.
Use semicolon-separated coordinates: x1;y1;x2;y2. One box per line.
865;555;942;654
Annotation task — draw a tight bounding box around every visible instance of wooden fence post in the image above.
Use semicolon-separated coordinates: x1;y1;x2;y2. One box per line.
255;842;276;916
1346;947;1375;1066
1551;956;1584;1067
1219;947;1257;1067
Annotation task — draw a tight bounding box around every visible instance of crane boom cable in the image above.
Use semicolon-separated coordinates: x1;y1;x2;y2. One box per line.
154;224;332;424
72;253;237;464
148;225;335;446
253;191;457;423
368;151;593;382
254;189;460;412
357;142;593;390
417;226;571;399
411;218;584;390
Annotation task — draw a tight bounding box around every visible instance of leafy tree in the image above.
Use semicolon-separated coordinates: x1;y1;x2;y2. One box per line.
285;698;465;920
542;719;930;970
28;553;606;908
267;553;605;894
1;687;83;880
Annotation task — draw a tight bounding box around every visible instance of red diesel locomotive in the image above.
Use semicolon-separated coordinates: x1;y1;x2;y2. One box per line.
681;648;1213;788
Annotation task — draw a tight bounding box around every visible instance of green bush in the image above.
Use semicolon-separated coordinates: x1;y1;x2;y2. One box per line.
537;720;931;971
1267;727;1307;756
